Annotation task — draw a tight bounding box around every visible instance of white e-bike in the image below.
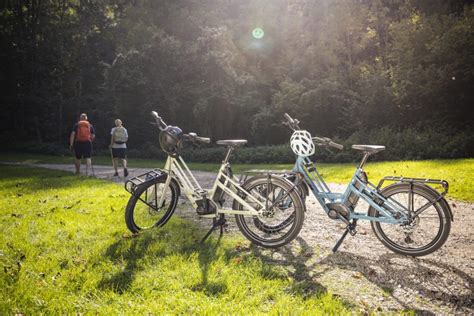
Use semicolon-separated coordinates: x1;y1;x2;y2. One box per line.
124;111;305;248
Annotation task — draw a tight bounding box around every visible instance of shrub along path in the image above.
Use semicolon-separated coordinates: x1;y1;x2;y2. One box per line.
7;163;474;313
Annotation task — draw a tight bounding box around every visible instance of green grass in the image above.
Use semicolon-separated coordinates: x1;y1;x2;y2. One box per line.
1;153;473;202
0;165;348;314
306;159;474;202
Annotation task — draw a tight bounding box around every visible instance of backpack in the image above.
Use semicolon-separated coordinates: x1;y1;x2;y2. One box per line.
75;120;92;142
113;127;128;144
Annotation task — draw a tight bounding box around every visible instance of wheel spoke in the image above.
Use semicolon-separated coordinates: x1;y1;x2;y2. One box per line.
235;176;304;248
370;184;450;256
126;181;178;232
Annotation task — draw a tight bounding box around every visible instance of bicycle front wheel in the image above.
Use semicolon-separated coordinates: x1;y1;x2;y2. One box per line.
125;177;179;233
369;183;452;256
234;175;305;248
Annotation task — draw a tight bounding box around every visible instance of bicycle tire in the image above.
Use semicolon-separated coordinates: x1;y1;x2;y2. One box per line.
251;173;307;234
368;182;451;256
125;177;179;233
234;175;305;248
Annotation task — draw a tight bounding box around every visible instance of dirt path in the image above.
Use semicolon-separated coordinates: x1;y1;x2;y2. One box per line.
12;163;474;313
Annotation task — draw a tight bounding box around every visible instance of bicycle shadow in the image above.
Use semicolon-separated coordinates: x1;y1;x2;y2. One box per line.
191;235;227;296
318;251;473;312
97;221;230;297
244;237;336;303
98;231;157;294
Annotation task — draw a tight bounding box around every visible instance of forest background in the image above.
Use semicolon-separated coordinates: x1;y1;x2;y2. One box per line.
1;0;473;163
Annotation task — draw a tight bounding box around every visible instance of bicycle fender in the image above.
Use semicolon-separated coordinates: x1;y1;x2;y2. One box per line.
416;182;453;222
232;174;306;212
125;169;181;198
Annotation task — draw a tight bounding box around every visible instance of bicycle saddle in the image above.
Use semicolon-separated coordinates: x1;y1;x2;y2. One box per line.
216;139;248;147
352;145;385;154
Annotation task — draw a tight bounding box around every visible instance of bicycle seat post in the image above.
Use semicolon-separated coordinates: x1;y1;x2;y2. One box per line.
358;152;371;169
223;146;234;164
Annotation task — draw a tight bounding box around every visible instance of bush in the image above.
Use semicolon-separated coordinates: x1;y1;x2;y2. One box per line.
4;126;472;163
3;141;71;156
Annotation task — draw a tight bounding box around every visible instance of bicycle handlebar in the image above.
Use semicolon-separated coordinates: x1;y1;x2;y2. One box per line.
185;132;211;144
151;111;167;130
283;114;343;150
151;111;210;145
283;112;301;130
312;136;344;150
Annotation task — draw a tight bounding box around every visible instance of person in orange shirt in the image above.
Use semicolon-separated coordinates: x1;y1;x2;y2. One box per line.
69;113;96;175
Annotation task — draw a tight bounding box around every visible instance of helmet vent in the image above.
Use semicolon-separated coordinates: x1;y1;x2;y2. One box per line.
290;130;315;157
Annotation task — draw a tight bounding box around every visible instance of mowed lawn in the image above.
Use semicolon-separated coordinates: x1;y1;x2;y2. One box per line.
0;165;347;314
1;153;473;202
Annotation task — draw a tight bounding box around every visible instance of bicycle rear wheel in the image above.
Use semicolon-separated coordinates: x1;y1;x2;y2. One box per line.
125;177;179;233
248;173;307;234
369;183;451;256
234;175;305;248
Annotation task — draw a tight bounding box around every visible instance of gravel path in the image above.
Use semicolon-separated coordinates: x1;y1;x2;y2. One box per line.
13;163;474;313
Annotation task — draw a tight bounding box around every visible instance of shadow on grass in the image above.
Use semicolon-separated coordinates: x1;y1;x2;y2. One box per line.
98;232;157;294
191;235;227;296
98;220;231;296
319;251;473;312
232;237;335;303
0;164;106;193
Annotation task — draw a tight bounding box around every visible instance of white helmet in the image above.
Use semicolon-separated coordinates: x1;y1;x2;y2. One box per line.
290;130;315;157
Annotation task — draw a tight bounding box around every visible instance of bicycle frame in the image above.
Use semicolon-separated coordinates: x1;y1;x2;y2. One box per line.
157;155;267;217
293;156;411;224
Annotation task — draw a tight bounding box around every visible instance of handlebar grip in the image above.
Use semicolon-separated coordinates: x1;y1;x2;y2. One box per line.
312;136;344;150
195;136;211;144
187;132;210;144
150;110;167;129
283;113;293;122
312;136;325;143
329;142;344;150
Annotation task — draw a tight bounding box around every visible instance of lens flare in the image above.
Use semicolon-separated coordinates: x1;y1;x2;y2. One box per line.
252;28;264;39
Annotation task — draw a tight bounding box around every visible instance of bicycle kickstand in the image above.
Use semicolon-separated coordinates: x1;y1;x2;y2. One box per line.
332;219;358;253
200;214;227;244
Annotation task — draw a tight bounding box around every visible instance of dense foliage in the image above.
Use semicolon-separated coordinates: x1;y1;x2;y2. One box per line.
1;0;473;160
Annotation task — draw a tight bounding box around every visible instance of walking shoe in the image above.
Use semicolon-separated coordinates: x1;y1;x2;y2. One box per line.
113;172;119;177
124;168;129;177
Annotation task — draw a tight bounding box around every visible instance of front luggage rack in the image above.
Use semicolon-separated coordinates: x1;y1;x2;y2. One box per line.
125;169;165;194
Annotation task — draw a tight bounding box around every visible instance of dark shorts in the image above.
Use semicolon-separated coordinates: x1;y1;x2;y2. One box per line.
112;148;127;159
74;141;92;159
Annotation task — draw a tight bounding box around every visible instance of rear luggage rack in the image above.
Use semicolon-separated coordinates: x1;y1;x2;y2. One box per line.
125;169;166;195
377;176;449;197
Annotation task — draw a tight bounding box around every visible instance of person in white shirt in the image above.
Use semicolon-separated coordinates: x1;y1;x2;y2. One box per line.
110;119;129;177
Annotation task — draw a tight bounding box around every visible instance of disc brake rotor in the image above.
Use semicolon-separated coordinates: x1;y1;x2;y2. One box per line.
402;216;420;243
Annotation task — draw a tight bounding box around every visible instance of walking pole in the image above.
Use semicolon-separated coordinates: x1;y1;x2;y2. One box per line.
90;141;95;177
110;146;115;172
70;144;75;173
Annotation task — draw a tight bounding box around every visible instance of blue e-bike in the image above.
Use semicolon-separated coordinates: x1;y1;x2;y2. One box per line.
279;113;453;256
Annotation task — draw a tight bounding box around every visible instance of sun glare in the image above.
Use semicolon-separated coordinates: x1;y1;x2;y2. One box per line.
252;27;264;39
